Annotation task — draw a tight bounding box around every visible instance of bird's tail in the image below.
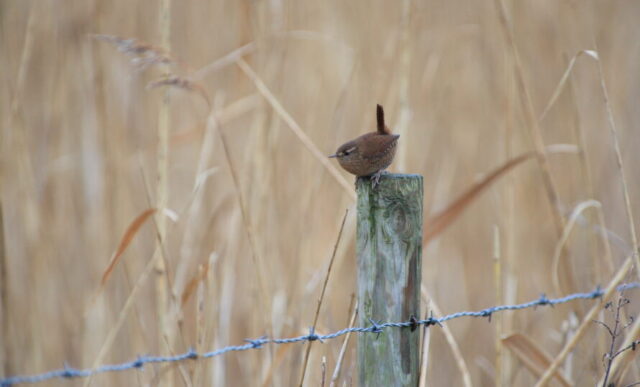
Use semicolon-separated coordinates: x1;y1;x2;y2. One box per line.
376;104;391;134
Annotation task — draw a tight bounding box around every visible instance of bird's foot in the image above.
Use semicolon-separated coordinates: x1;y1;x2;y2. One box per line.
371;170;386;189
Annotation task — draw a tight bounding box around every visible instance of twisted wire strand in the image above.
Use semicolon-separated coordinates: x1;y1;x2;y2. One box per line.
2;283;638;386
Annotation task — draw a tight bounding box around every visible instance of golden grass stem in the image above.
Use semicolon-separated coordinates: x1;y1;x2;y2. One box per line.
538;51;598;123
0;204;7;376
299;209;349;387
502;47;516;384
235;58;356;199
172;93;220;307
493;0;566;238
0;11;37;377
591;38;640;276
422;286;472;387
84;251;161;387
330;298;357;387
192;42;257;80
503;334;571;386
561;51;615;286
551;200;603;295
161;333;192;387
590;24;640;382
417;304;431;387
193;263;207;385
155;3;173;385
213;109;273;329
393;0;412;172
493;225;503;387
321;356;327;387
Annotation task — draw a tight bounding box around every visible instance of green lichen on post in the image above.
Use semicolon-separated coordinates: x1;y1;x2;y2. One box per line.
356;174;423;386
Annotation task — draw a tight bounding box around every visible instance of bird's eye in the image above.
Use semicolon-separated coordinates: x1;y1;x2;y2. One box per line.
342;147;356;156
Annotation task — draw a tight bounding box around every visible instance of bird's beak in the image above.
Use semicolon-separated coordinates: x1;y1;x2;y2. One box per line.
328;154;337;158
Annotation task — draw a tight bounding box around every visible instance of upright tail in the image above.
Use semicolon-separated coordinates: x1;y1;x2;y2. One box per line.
376;104;390;134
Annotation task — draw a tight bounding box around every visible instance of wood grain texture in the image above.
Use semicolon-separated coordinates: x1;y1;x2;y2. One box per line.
356;174;423;386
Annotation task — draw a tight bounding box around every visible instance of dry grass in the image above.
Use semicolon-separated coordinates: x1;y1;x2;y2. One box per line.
2;1;640;386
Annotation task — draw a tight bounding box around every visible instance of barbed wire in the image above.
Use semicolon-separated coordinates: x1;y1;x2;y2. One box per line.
2;283;639;386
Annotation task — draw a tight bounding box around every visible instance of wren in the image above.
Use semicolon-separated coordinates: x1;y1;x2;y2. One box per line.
329;104;399;188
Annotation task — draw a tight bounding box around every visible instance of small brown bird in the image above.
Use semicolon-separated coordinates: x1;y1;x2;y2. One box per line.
329;104;399;187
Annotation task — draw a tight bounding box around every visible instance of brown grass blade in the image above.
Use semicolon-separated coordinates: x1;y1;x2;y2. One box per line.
424;144;579;243
181;262;209;305
100;208;157;287
503;333;571;386
424;152;535;242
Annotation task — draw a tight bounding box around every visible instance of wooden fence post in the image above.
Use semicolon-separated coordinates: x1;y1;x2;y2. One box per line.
357;174;423;386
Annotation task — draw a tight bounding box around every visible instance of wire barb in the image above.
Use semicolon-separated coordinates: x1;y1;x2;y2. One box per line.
186;348;198;360
537;294;550;306
244;336;268;349
306;327;323;343
132;357;144;368
367;318;384;339
409;315;419;331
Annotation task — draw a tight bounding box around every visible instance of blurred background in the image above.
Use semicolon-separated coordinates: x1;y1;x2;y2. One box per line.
2;0;640;385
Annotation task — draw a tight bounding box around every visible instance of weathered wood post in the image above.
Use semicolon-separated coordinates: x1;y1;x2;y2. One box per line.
357;174;423;386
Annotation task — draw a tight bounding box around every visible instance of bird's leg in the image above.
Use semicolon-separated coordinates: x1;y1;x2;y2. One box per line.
371;169;386;188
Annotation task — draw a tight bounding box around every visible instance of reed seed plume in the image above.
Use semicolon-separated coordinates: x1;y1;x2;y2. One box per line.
91;34;175;71
147;76;211;108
